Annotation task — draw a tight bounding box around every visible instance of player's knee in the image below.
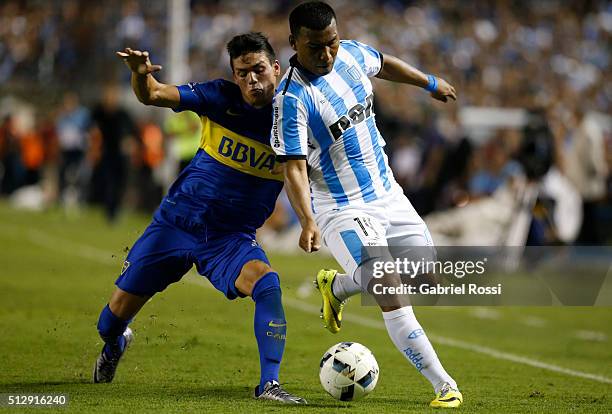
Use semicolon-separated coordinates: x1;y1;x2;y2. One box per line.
250;271;282;301
236;260;274;296
379;304;402;312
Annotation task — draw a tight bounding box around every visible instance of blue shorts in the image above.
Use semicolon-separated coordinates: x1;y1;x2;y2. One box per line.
114;210;269;299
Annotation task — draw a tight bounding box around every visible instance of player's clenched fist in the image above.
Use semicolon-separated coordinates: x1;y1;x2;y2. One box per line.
299;220;321;253
116;48;162;76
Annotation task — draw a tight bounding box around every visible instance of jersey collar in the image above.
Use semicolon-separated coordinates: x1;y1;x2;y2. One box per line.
289;54;319;82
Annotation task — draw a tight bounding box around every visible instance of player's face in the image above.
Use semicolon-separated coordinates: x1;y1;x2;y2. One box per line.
232;52;280;108
291;19;340;76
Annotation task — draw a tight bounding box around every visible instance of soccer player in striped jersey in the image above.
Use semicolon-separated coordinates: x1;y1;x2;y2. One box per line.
272;2;462;408
93;33;306;404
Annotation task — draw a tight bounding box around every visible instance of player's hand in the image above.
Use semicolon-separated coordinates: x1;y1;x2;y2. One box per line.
299;220;321;253
116;48;162;76
430;77;457;103
271;162;284;175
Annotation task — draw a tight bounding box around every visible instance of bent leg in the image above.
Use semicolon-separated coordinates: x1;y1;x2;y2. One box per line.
380;222;456;393
197;233;293;395
97;214;195;362
324;207;457;394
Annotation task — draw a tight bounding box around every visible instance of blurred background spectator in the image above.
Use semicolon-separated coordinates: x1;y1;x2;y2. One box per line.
88;83;138;223
0;0;610;245
56;91;89;209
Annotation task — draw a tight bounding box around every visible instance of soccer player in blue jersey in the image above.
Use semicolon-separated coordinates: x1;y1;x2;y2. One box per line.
272;2;462;408
93;33;306;404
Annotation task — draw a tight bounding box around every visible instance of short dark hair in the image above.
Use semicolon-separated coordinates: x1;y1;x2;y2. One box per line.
289;1;337;37
226;32;276;70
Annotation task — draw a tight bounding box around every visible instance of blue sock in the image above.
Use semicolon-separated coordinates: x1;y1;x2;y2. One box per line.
252;272;286;394
97;304;129;358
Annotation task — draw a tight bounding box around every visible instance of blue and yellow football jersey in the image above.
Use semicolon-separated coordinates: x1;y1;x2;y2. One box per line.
159;79;282;233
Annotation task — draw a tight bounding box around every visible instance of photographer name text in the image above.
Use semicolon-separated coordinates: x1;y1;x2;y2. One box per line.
372;283;502;296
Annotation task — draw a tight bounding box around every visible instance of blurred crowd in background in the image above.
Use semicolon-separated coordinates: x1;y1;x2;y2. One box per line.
0;0;611;246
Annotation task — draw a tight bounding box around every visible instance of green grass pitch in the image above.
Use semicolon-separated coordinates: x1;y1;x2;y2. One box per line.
0;202;610;413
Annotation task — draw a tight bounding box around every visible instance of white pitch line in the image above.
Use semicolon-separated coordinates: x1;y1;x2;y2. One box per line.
17;227;612;385
469;307;502;320
26;229;118;265
296;276;315;299
521;316;547;328
574;330;608;342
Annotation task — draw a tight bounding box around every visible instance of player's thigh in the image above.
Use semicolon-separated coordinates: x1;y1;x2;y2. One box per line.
386;192;435;249
385;221;437;280
386;191;428;229
194;232;271;300
235;259;274;297
114;216;196;299
387;223;434;247
322;211;389;281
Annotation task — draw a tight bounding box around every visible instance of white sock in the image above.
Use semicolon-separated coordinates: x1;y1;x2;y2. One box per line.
331;273;362;301
382;306;457;393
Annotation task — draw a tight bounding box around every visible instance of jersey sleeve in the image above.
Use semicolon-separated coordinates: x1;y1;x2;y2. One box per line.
343;40;383;77
173;81;218;115
271;92;309;161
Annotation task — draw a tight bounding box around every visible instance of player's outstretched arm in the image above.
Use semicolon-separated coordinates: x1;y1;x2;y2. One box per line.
116;48;180;109
375;54;457;103
283;159;321;253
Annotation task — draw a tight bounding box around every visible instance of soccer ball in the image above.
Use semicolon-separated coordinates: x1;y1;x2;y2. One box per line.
319;342;379;401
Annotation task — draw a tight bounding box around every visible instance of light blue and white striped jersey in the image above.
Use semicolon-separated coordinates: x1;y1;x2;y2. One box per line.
271;40;401;214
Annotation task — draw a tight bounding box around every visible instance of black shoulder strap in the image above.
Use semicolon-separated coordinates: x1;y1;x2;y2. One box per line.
282;67;295;96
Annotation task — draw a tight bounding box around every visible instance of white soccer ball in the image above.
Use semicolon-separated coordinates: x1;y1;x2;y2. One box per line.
319;342;379;401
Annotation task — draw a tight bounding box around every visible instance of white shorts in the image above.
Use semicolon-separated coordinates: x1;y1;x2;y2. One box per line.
316;190;434;280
